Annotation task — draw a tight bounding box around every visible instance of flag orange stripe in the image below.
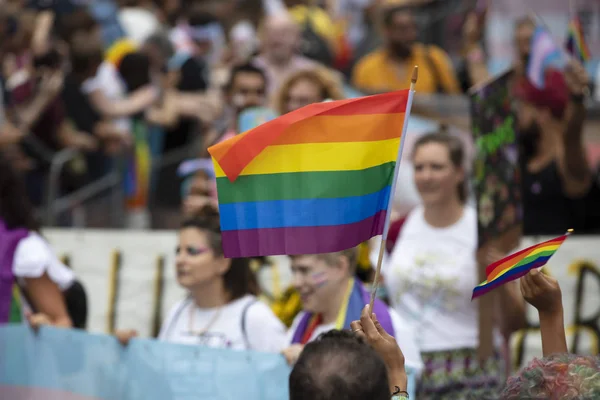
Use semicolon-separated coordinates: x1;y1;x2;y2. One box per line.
211;113;405;159
484;237;566;277
272;113;405;145
208;90;410;181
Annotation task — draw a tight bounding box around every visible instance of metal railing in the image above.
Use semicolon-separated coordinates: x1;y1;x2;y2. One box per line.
43;129;202;229
44;148;125;228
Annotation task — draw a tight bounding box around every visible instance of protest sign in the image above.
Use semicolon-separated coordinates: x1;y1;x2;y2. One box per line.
470;70;522;251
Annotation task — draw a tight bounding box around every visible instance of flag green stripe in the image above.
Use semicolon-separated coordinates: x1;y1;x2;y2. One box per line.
216;162;395;204
514;250;556;268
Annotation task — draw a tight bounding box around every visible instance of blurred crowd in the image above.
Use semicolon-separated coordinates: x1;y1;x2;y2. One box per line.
1;0;599;233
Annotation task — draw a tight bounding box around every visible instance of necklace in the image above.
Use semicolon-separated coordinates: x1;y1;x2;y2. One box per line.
187;303;223;336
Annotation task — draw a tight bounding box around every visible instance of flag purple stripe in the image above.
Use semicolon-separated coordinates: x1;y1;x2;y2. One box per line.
221;210;387;258
0;386;100;400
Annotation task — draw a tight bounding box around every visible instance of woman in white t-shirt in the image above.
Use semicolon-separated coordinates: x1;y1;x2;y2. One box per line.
118;207;287;352
383;132;525;399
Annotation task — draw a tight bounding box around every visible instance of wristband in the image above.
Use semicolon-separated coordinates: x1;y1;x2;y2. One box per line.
391;386;409;399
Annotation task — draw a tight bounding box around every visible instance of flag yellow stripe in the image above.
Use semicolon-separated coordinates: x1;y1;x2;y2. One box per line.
213;138;400;178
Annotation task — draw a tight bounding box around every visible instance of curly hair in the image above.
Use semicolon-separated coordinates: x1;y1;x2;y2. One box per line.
502;353;600;400
272;67;344;115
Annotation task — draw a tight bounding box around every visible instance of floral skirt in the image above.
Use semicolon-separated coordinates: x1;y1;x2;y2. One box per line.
417;347;504;400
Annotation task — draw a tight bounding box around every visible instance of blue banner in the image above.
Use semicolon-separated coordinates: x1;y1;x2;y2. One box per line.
0;325;290;400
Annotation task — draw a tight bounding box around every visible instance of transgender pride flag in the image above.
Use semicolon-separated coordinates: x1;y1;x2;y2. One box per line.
527;26;565;88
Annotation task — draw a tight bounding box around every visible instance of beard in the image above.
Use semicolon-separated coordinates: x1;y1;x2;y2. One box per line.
518;120;541;162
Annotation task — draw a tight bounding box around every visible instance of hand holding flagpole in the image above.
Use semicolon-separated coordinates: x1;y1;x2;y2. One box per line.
369;66;419;311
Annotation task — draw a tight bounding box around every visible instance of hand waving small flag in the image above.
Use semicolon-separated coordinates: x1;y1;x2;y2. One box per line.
472;231;571;300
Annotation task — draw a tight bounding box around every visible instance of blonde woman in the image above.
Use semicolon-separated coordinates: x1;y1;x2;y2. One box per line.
272;66;344;115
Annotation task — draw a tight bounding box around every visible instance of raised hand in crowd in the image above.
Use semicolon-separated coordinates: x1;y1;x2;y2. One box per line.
38;68;64;100
351;305;407;396
0;120;24;147
520;269;568;356
462;11;485;48
521;269;562;314
564;59;590;98
115;329;139;346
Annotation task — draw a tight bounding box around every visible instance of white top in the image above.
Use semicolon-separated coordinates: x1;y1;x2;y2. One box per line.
384;205;480;352
13;232;75;291
81;61;131;133
159;295;287;353
286;308;424;372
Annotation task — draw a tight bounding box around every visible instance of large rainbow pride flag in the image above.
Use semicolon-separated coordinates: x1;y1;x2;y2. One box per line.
472;232;571;300
208;90;413;258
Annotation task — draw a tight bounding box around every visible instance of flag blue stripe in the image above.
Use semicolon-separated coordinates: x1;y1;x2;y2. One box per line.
219;186;391;231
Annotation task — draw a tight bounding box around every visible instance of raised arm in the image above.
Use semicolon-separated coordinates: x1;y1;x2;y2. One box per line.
520;269;567;356
87;85;158;118
559;60;592;198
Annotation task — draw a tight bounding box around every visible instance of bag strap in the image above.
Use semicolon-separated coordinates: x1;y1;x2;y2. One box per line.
241;298;258;350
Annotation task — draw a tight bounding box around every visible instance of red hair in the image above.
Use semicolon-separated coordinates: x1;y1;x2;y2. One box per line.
514;69;569;120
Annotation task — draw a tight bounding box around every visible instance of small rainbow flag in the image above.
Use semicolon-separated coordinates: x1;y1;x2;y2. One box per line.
125;119;151;210
565;16;591;63
208;90;413;258
472;231;571;300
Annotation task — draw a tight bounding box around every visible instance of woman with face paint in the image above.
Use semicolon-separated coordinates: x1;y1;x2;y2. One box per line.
117;206;287;352
281;248;423;375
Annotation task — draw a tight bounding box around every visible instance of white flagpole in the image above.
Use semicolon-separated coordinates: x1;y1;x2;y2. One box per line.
369;66;419;310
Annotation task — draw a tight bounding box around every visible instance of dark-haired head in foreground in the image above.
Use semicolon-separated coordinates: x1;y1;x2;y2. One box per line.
289;330;390;400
